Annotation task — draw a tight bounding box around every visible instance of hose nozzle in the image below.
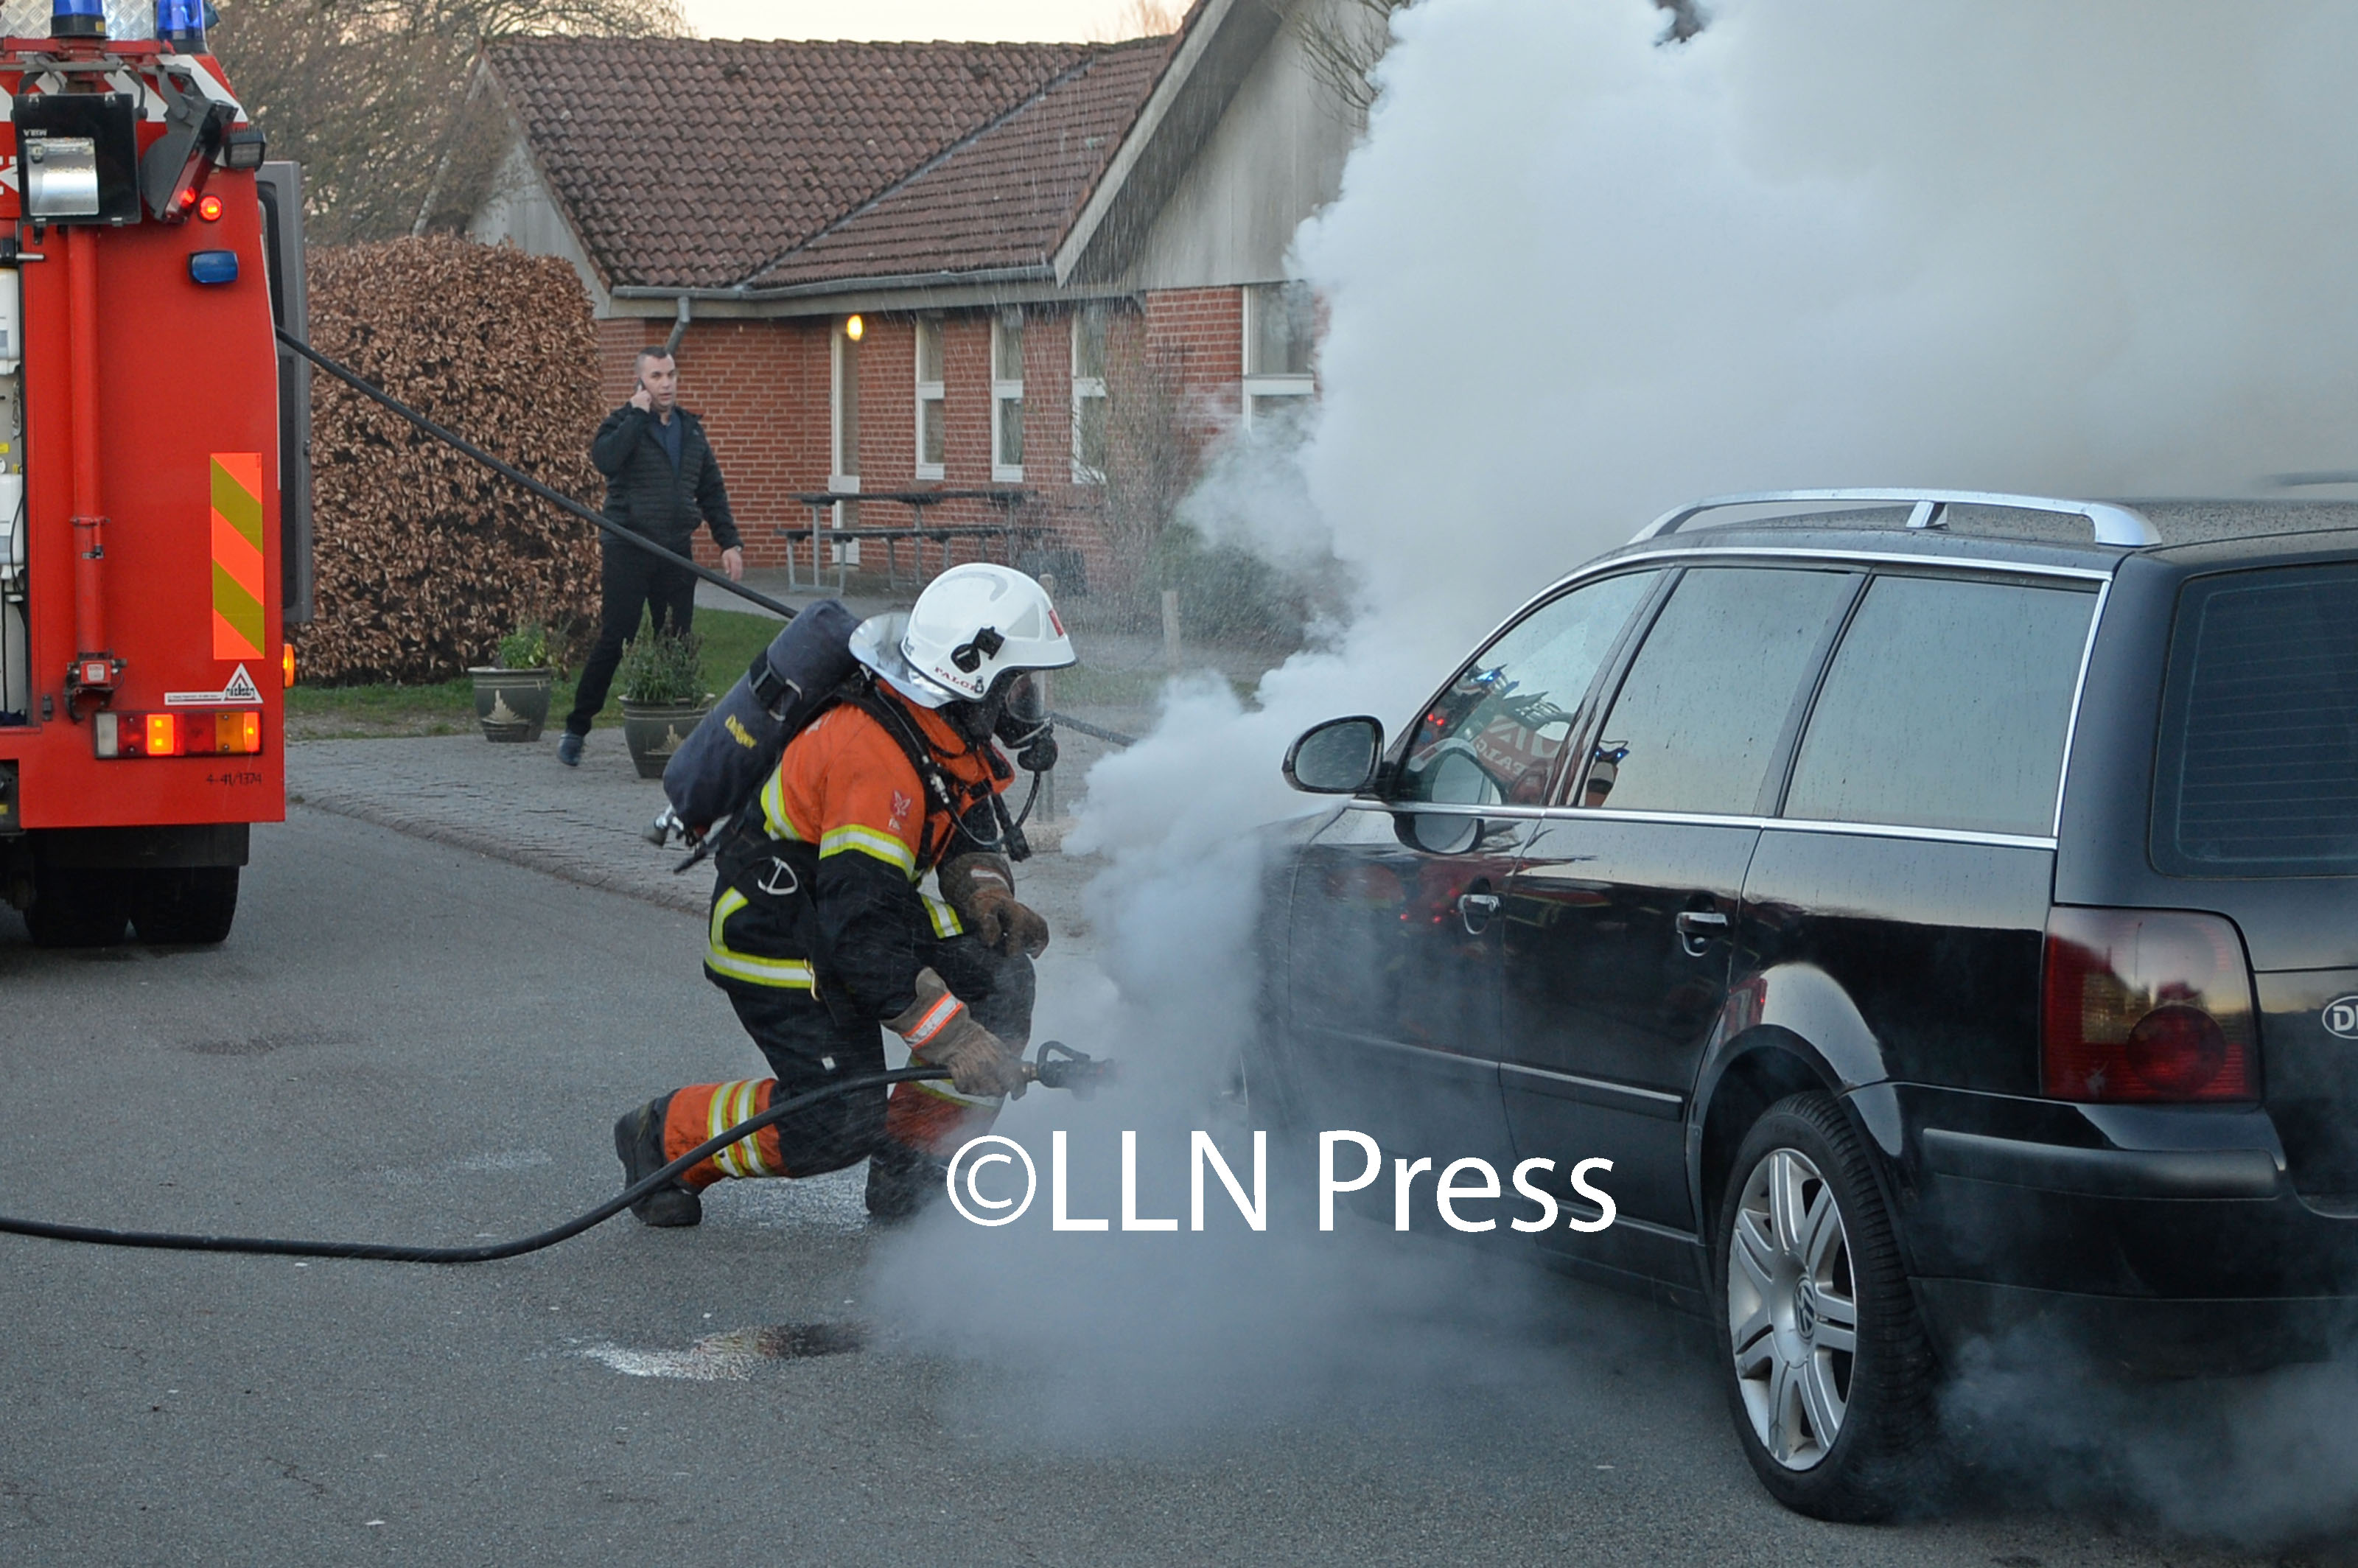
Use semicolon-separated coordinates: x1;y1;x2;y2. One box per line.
1028;1040;1111;1096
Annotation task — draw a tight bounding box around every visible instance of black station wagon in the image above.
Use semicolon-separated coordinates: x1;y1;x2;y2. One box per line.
1251;490;2358;1519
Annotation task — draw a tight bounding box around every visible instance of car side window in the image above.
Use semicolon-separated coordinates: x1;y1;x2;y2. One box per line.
1395;570;1660;808
1783;574;2096;837
1583;567;1857;816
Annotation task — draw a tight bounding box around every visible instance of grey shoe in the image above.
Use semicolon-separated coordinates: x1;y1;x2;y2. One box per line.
614;1099;702;1228
557;731;584;767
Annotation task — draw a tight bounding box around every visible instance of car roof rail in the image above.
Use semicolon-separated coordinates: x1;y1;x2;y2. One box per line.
1632;489;2159;548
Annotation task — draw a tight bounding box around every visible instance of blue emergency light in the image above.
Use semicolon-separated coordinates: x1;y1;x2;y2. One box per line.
155;0;204;48
187;250;237;285
49;0;104;38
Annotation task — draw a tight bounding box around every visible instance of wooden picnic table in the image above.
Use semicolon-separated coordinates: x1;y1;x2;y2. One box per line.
783;489;1048;592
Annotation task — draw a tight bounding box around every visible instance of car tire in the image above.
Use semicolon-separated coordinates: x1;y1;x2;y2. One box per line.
1712;1092;1935;1522
24;869;131;948
130;867;239;945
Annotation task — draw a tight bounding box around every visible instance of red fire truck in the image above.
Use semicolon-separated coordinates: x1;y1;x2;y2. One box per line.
0;1;309;946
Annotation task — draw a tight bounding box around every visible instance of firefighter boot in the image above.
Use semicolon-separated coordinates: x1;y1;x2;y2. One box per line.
865;1076;1001;1221
614;1096;703;1228
864;1138;951;1222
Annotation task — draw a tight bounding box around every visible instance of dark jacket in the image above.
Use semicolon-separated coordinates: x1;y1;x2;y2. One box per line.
590;404;741;551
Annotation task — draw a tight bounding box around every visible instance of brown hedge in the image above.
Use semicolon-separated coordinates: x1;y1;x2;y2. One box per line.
295;237;604;685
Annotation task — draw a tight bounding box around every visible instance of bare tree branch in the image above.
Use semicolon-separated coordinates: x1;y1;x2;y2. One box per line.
1092;0;1187;43
211;0;684;244
1292;0;1407;124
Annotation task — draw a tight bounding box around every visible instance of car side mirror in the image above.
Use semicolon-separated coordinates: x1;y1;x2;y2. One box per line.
1284;715;1384;794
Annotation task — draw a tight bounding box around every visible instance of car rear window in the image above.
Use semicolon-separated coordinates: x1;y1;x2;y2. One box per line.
1783;575;2096;838
2155;562;2358;876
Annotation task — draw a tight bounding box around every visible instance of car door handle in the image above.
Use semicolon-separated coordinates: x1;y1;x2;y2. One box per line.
1675;909;1729;956
1458;892;1502;934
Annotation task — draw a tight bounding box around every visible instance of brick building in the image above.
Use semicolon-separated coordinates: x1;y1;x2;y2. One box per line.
463;0;1357;595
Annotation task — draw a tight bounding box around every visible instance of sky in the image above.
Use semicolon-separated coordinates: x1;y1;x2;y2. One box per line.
679;0;1169;42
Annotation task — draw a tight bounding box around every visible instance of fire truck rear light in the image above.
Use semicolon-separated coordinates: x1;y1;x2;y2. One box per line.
94;712;119;757
196;194;223;222
146;713;181;756
283;645;296;687
2041;906;2259;1103
187;251;237;286
214;711;259;754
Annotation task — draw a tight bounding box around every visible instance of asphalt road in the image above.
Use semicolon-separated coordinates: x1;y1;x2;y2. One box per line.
0;810;2324;1566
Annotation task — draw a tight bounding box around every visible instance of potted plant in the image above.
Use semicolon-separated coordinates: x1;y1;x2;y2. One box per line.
469;615;559;742
615;615;710;780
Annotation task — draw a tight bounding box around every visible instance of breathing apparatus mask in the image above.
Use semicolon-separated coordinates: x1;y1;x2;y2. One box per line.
988;672;1057;774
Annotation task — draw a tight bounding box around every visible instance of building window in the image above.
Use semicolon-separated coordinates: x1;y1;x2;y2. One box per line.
1243;280;1316;435
1071;306;1108;485
992;313;1024;482
914;317;945;480
830;320;861;542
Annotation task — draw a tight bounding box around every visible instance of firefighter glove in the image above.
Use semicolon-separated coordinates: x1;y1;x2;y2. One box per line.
889;967;1026;1098
938;853;1050;957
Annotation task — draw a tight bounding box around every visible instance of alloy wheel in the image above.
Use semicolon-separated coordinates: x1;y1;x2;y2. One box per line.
1726;1145;1860;1470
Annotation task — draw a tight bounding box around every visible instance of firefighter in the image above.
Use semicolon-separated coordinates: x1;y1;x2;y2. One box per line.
612;563;1074;1225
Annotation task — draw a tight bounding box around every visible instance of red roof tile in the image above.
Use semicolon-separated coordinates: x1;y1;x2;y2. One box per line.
486;35;1173;292
743;36;1170;290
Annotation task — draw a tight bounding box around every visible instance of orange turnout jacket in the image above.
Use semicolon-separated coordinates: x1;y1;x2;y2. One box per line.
704;684;1007;1018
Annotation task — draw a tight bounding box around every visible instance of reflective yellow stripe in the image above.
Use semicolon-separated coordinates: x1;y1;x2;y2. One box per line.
709;1079;777;1179
819;825;917;875
760;769;804;841
923;894;964;939
704;887;815;990
709;886;746;949
704;949;815;989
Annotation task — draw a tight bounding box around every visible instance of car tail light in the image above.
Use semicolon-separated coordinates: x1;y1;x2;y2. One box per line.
94;710;262;759
2042;906;2258;1103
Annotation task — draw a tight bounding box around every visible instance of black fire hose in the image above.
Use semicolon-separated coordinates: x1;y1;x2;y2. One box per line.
276;329;1138;749
0;1044;1108;1264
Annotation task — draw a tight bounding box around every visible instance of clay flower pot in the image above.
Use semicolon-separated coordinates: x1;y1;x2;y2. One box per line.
620;699;710;780
470;667;555;742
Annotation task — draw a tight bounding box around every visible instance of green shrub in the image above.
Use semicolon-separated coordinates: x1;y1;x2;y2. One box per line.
615;613;705;705
493;615;556;671
1152;522;1310;648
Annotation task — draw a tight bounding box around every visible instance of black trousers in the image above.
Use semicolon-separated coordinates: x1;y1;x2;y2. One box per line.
717;935;1035;1178
565;536;698;737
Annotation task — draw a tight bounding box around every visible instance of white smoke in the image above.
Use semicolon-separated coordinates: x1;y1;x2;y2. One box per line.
1303;0;2358;638
871;0;2358;1521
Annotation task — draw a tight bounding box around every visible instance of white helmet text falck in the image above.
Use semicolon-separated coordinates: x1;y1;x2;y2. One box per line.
849;563;1076;709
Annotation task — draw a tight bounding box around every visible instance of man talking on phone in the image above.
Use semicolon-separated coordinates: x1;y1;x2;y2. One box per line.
559;346;746;766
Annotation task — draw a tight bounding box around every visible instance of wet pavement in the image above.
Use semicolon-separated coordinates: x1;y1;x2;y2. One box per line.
0;811;2298;1567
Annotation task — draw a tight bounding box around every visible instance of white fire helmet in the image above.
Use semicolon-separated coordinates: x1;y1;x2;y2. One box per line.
849;562;1075;709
